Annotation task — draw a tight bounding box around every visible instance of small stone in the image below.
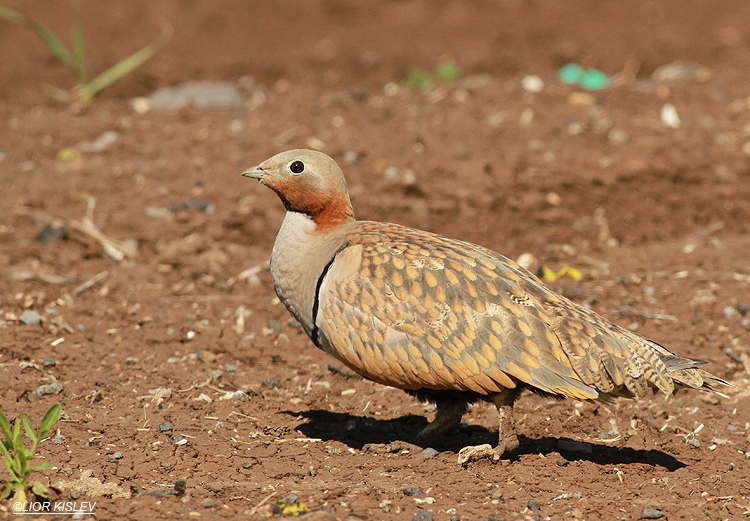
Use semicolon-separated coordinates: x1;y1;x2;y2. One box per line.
661;103;681;128
641;508;665;519
449;516;461;521
19;309;42;325
174;479;187;497
688;438;701;449
487;514;507;521
202;498;219;508
489;488;504;500
182;199;215;214
224;364;238;372
528;499;541;510
209;369;223;380
723;306;739;318
282;494;298;504
126;357;139;365
267;319;283;332
412;510;433;521
556;459;569;467
107;452;124;462
43;357;57;368
34;224;69;244
159;422;173;432
35;382;63;397
421;447;439;458
403;487;425;497
149;81;244;109
521;75;544;93
261;378;283;389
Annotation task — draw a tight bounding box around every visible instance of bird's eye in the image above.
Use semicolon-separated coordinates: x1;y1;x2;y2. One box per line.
289;160;305;174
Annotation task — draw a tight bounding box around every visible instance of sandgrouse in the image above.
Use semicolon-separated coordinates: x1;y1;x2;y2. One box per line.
243;149;727;458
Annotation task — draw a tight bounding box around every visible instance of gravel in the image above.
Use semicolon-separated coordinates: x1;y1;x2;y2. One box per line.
34;382;63;397
19;309;42;325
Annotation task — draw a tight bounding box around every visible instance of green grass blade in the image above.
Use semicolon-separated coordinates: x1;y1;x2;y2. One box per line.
29;461;54;472
22;416;37;443
0;6;73;65
0;440;10;457
39;404;61;439
0;411;12;443
12;419;22;454
77;24;172;102
71;0;87;83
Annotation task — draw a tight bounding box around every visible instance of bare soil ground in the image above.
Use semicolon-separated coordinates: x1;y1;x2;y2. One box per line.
1;1;750;520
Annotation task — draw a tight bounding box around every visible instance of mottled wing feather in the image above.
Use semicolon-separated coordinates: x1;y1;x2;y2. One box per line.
316;221;705;400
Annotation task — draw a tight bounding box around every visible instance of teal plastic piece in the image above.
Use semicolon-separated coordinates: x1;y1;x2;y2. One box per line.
580;68;609;90
558;63;584;84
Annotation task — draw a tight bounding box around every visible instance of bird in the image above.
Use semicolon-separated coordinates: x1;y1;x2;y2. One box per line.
242;149;729;458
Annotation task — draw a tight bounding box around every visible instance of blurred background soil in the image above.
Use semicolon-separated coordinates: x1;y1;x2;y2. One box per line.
1;1;750;519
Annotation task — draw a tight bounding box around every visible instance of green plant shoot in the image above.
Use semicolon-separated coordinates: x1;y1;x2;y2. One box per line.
0;3;171;103
0;403;62;506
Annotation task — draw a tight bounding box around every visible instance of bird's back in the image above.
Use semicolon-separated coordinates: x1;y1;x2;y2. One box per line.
315;220;720;401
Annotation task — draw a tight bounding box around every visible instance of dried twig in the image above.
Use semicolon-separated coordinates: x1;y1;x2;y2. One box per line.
72;270;109;295
247;491;276;517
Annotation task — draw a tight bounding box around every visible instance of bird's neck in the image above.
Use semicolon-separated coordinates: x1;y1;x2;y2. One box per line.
270;211;352;335
278;187;355;232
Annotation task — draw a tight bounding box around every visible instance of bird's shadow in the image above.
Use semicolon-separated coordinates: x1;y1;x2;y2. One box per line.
285;409;687;471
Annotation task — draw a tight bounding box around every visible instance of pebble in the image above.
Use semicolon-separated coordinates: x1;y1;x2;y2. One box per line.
521;75;544;93
412;510;433;521
224;364;238;373
159;422;173;432
34;224;69;244
43;357;57;368
267;319;284;332
182;199;215;214
209;369;223;380
148;81;244;109
723;306;739;318
219;390;251;401
528;499;541;510
77;130;119;153
641;508;665;519
35;382;63;397
282;494;298;504
19;309;42;325
421;447;439;458
661;103;681;128
202;498;219;508
107;452;124;462
403;487;425;497
688;438;701;449
261;378;283;389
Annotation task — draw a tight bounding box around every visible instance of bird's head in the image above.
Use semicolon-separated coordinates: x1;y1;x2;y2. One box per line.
243;149;355;230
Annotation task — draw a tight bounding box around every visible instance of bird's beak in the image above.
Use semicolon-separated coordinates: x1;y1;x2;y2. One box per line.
242;165;266;180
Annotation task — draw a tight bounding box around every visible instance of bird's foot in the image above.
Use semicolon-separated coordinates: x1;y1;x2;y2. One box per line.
496;432;520;459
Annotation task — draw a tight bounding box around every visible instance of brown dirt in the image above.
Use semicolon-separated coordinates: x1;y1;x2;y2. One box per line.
1;1;750;520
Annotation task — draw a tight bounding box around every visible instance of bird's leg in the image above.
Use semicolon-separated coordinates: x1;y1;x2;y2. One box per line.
414;398;468;447
493;390;520;458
